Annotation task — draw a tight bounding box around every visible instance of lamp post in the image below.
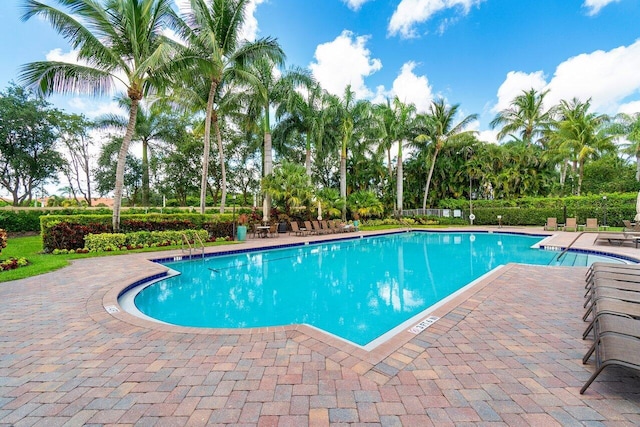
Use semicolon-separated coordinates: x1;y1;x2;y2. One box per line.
232;194;236;240
603;195;607;228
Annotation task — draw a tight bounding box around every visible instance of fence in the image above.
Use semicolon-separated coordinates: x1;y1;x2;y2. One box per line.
401;208;466;218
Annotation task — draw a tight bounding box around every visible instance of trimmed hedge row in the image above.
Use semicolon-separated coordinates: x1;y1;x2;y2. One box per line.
84;229;209;252
41;214;236;252
468;206;636;227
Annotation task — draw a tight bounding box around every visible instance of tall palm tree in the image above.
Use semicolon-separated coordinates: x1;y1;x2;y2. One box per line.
329;85;371;220
243;58;311;221
490;88;554;147
549;98;614;195
174;0;284;214
20;0;180;231
275;82;328;176
417;98;477;209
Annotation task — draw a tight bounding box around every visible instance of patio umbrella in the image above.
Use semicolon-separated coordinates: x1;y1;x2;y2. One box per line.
635;191;640;221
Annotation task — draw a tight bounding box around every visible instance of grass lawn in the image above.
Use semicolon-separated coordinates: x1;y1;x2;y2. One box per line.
0;235;239;283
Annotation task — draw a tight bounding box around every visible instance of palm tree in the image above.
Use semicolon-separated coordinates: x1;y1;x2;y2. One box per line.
549;98;614;195
95;96;169;206
608;112;640;180
329;85;372;220
417;98;478;210
275;82;329;176
20;0;179;231
244;58;311;221
490;88;554;147
261;161;313;217
174;0;284;214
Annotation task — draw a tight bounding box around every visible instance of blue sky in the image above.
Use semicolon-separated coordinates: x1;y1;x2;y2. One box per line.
1;0;640;142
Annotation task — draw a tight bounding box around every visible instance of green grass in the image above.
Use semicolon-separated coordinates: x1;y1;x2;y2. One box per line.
0;235;239;283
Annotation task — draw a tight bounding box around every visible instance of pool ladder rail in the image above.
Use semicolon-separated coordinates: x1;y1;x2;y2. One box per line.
181;233;205;258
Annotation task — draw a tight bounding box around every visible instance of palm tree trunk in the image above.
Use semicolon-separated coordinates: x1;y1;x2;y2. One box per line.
340;147;347;221
396;143;403;217
263;131;273;222
422;148;440;210
214;112;226;214
141;138;149;206
112;99;139;232
577;160;584;196
388;147;395;212
636;151;640;181
200;82;217;214
305;136;312;176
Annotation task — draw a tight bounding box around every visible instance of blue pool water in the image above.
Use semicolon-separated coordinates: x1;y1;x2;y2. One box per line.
131;232;624;346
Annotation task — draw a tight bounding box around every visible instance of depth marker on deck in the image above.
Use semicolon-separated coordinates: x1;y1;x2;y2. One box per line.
408;316;440;334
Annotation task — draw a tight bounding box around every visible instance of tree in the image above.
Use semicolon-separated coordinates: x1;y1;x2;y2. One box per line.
417;98;477;209
57;113;94;206
549;98;614;195
173;0;285;215
490;88;554;146
261;161;313;217
94;136;143;205
20;0;180;230
0;84;65;205
609;112;640;180
244;59;311;221
329;85;371;220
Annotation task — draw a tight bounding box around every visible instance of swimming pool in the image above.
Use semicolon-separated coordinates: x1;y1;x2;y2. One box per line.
125;231;625;347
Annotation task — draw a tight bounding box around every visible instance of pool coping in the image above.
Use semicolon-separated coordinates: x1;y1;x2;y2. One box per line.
99;227;640;376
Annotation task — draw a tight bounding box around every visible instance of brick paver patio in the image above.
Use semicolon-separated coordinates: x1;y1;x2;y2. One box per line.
1;228;640;426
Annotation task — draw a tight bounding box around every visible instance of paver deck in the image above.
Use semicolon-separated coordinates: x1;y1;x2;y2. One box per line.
1;227;640;426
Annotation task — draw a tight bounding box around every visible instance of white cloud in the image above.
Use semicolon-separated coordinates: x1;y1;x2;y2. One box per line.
239;0;265;41
583;0;621;16
544;41;640;112
618;101;640;115
309;30;382;99
389;62;434;112
342;0;373;11
491;40;640;124
492;70;547;113
388;0;484;38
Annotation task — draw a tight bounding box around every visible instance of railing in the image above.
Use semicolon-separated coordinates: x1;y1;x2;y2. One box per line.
555;231;584;263
181;233;205;258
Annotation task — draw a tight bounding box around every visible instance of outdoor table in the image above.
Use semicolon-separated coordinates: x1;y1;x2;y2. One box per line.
256;226;270;238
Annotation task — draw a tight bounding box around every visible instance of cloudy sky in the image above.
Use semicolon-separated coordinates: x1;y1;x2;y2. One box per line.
1;0;639;143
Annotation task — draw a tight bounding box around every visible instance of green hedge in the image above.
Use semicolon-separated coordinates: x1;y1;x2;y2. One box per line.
468;205;635;227
41;213;236;252
84;229;209;252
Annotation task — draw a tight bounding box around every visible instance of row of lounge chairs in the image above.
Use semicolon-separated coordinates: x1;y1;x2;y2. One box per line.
580;262;640;394
289;220;358;236
544;217;599;232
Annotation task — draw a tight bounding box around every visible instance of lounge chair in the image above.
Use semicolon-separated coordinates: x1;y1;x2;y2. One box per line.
304;220;317;235
319;220;333;234
582;313;640;363
312;220;327;235
593;232;640;248
290;221;308;236
584;218;598;232
580;334;640;394
623;220;640;232
564;217;577;231
544;217;558;231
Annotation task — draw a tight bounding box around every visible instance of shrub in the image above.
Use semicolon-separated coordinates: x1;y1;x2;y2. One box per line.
0;257;28;271
83;229;209;252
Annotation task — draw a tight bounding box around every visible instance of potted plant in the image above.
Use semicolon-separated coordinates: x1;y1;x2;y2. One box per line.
237;214;248;241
